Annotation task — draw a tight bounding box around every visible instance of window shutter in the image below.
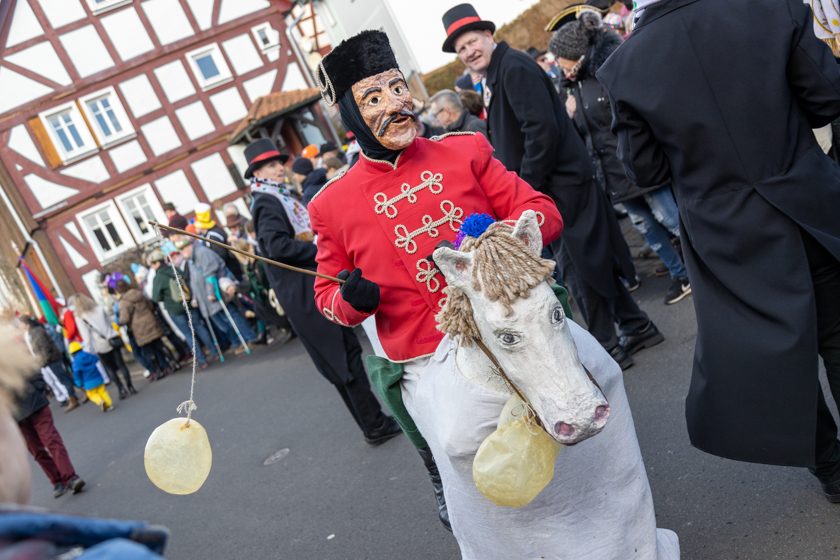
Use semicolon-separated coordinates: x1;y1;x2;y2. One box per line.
28;117;63;169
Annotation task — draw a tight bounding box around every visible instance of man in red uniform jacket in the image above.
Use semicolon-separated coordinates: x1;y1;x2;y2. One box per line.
308;30;563;529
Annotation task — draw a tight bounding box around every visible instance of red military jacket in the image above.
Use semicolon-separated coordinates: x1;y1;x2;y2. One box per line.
308;132;563;362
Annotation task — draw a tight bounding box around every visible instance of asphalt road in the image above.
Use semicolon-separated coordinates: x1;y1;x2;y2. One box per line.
29;272;840;560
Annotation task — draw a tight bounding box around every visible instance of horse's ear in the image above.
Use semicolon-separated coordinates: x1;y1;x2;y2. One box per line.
433;248;474;289
512;210;543;256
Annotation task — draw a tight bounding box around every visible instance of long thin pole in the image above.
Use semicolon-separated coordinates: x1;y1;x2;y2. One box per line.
149;221;345;284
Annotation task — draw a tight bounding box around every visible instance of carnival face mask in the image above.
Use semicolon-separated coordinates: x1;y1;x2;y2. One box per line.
351;68;417;150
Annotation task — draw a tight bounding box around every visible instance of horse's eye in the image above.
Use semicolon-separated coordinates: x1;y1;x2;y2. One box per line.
498;332;521;346
551;306;564;324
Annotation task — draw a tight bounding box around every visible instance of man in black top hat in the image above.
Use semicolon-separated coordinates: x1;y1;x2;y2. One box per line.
246;137;402;448
440;3;663;368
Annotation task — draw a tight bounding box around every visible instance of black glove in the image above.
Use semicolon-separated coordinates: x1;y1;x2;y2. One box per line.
337;269;380;313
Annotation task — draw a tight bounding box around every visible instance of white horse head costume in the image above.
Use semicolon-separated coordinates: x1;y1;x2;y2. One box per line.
433;211;609;445
397;210;680;559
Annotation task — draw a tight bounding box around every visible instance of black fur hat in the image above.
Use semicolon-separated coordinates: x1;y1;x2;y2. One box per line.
316;30;400;106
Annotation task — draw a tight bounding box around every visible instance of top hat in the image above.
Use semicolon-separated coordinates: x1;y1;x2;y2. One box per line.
244;138;289;179
316;30;400;106
545;3;607;32
441;3;496;53
194;202;215;231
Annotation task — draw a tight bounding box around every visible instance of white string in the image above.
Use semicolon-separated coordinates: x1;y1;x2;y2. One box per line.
153;224;198;425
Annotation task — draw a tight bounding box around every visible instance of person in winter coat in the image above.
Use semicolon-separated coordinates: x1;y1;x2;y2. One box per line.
193;202;244;281
69;341;113;412
292;157;328;206
14;368;86;497
178;238;256;352
116;281;169;381
442;3;663;369
550;11;691;305
71;293;135;399
22;316;80;411
150;248;218;367
597;0;840;501
246;137;401;445
429;89;488;137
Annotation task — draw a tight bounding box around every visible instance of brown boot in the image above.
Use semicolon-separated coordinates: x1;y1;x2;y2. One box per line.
64;396;80;413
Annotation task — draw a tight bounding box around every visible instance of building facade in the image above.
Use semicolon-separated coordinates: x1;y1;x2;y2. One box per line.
0;0;333;303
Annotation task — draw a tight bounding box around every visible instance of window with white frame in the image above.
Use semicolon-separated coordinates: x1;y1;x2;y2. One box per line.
86;0;132;14
251;23;280;50
186;44;232;89
78;201;135;260
116;185;165;242
40;103;97;162
80;87;134;147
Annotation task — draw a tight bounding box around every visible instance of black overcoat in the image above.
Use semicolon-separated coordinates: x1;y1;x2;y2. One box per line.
485;41;633;297
251;192;361;386
598;0;840;466
564;31;660;203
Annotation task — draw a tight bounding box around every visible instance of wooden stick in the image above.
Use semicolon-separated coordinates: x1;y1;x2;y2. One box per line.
149;221;345;284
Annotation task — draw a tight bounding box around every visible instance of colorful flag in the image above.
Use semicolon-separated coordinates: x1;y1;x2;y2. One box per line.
20;258;60;325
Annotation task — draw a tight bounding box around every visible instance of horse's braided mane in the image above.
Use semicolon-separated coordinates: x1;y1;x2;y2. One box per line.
436;222;556;347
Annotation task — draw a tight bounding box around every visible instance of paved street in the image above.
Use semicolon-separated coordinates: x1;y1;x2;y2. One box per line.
29;273;840;560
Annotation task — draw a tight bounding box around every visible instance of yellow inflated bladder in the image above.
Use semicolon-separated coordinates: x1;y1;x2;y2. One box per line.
144;418;212;495
473;395;563;508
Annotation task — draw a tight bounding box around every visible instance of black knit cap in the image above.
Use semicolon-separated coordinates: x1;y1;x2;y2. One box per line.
549;11;603;61
316;30;399;106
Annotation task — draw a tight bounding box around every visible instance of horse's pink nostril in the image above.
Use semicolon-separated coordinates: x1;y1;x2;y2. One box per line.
554;421;575;437
594;405;610;421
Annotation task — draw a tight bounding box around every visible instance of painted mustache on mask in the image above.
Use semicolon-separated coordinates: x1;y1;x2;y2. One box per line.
377;109;416;136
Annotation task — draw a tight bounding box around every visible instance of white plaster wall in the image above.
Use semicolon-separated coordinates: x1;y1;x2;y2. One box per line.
59;236;89;268
39;0;86;29
109;140;146;173
185;0;213;30
143;0;194;45
59;25;115;78
231;197;252;219
119;74;161;118
281;62;308;90
6;42;71;86
218;0;270;25
61;156;110;183
9;125;44;165
141;116;181;156
264;47;281;62
175;101;215;141
209;88;248;126
222;34;263;76
102;8;155;61
191;153;237;200
6;0;43;48
82;270;105;301
243;69;277;103
153;61;195;103
154;170;200;215
24;174;79;209
0;67;52;113
65;222;84;243
227;145;248;178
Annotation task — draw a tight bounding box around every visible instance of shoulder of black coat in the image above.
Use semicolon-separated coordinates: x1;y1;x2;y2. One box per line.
309;167;349;204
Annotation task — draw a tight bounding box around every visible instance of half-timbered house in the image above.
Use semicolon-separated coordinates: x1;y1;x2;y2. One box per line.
0;0;336;303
